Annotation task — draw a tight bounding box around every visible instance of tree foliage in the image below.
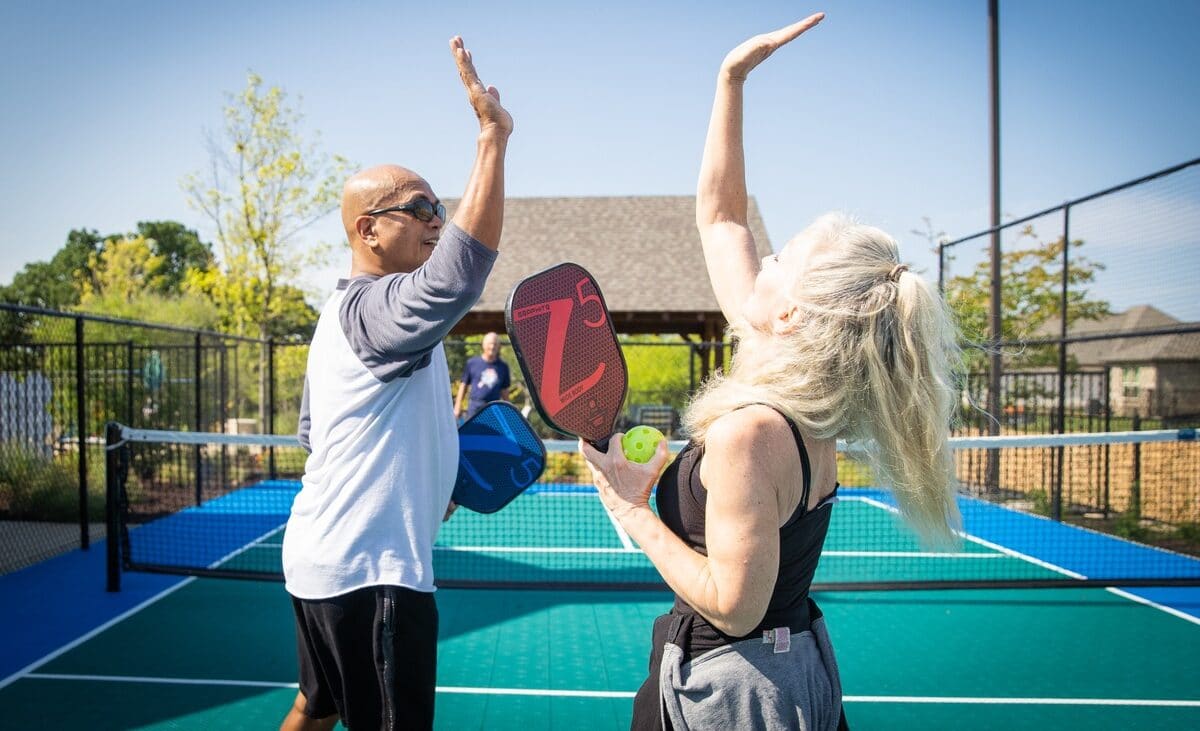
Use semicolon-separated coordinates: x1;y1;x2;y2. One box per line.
0;229;104;310
2;222;215;314
181;71;348;342
180;71;348;426
941;224;1110;369
133;221;215;294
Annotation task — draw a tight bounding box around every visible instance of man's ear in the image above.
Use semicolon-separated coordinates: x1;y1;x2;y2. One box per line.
355;215;378;248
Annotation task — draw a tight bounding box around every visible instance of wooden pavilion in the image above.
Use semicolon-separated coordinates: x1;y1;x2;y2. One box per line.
446;195;774;380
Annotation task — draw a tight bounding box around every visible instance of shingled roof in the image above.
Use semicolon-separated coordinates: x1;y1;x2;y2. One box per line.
445;196;773;336
1063;305;1200;365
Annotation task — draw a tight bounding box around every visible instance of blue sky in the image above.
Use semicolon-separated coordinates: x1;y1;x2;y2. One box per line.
2;0;1197;317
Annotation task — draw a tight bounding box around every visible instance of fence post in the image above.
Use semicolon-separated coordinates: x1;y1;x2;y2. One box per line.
1051;206;1071;522
268;338;278;479
1103;369;1112;517
937;242;945;294
986;0;1003;495
688;341;696;394
126;341;134;426
194;333;202;507
105;422;122;592
1130;411;1142;519
220;342;229;496
75;316;89;550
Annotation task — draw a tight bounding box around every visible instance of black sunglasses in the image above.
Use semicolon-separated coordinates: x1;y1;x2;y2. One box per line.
365;198;446;223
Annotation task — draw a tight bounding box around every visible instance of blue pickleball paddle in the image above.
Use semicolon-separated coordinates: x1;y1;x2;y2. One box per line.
452;401;547;513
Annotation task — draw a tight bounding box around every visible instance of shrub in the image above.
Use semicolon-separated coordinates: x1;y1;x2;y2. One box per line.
0;443;104;521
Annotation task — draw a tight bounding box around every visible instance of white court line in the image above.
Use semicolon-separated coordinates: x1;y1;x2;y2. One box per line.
433;546;1001;559
842;695;1200;707
435;546;641;554
28;672;297;689
598;502;635;551
0;525;284;692
822;551;1004;559
206;525;287;569
0;577;194;692
23;674;1200;707
849;495;1084;579
845;495;1200;623
1107;587;1200;627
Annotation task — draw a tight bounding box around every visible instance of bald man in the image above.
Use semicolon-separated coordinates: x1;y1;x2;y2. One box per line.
280;37;511;731
454;331;511;421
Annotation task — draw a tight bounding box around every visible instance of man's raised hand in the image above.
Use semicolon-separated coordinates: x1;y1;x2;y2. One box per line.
450;36;513;138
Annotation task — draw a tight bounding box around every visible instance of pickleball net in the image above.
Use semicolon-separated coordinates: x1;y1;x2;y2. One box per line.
105;422;1200;591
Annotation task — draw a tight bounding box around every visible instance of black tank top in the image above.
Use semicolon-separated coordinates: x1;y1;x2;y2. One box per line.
654;410;837;652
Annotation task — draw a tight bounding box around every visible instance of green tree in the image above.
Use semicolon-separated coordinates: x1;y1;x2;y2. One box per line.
134;221;215;294
2;223;212;310
182;71;350;426
74;234;221;329
81;235;167;302
0;229;104;309
941;224;1110;370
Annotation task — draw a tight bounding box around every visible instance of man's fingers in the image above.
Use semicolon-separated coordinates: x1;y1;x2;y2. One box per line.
450;38;496;108
450;37;480;83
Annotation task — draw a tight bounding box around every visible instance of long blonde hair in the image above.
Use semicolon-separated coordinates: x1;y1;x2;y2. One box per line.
683;213;962;544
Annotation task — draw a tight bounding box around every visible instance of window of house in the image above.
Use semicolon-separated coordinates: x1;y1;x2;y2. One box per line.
1122;366;1141;398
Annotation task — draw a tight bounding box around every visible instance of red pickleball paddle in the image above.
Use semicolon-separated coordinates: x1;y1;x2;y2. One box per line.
504;263;628;450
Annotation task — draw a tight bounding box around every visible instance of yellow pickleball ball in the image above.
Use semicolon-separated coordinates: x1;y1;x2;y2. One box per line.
621;425;665;464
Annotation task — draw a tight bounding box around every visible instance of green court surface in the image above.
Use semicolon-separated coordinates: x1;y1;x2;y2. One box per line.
3;577;1199;729
6;485;1199;729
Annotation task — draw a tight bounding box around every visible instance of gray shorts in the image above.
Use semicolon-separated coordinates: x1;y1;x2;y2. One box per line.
660;615;843;730
633;600;846;731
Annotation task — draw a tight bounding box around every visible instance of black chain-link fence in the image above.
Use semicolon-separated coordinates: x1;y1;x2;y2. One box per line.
1;304;306;573
941;157;1200;537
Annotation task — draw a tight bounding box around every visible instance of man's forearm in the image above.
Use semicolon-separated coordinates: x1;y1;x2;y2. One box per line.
452;130;508;250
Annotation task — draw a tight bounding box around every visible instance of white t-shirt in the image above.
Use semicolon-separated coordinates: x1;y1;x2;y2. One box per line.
283;224;496;599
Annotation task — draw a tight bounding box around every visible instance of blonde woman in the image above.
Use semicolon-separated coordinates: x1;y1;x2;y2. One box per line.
580;13;962;731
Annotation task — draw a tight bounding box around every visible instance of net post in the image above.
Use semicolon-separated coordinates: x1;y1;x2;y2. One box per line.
105;422;122;592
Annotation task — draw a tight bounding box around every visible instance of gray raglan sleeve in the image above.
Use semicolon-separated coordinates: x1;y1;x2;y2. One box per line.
339;223;497;381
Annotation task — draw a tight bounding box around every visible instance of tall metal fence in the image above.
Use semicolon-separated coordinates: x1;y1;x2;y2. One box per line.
941;156;1200;427
0;304;307;573
940;156;1200;521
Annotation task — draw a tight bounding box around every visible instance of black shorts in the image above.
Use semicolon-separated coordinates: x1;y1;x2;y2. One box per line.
291;585;438;730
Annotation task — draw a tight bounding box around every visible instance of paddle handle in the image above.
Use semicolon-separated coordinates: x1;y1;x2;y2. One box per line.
589;435;612;453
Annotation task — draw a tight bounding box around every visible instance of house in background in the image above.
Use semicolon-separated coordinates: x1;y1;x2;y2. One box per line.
1065;305;1200;418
